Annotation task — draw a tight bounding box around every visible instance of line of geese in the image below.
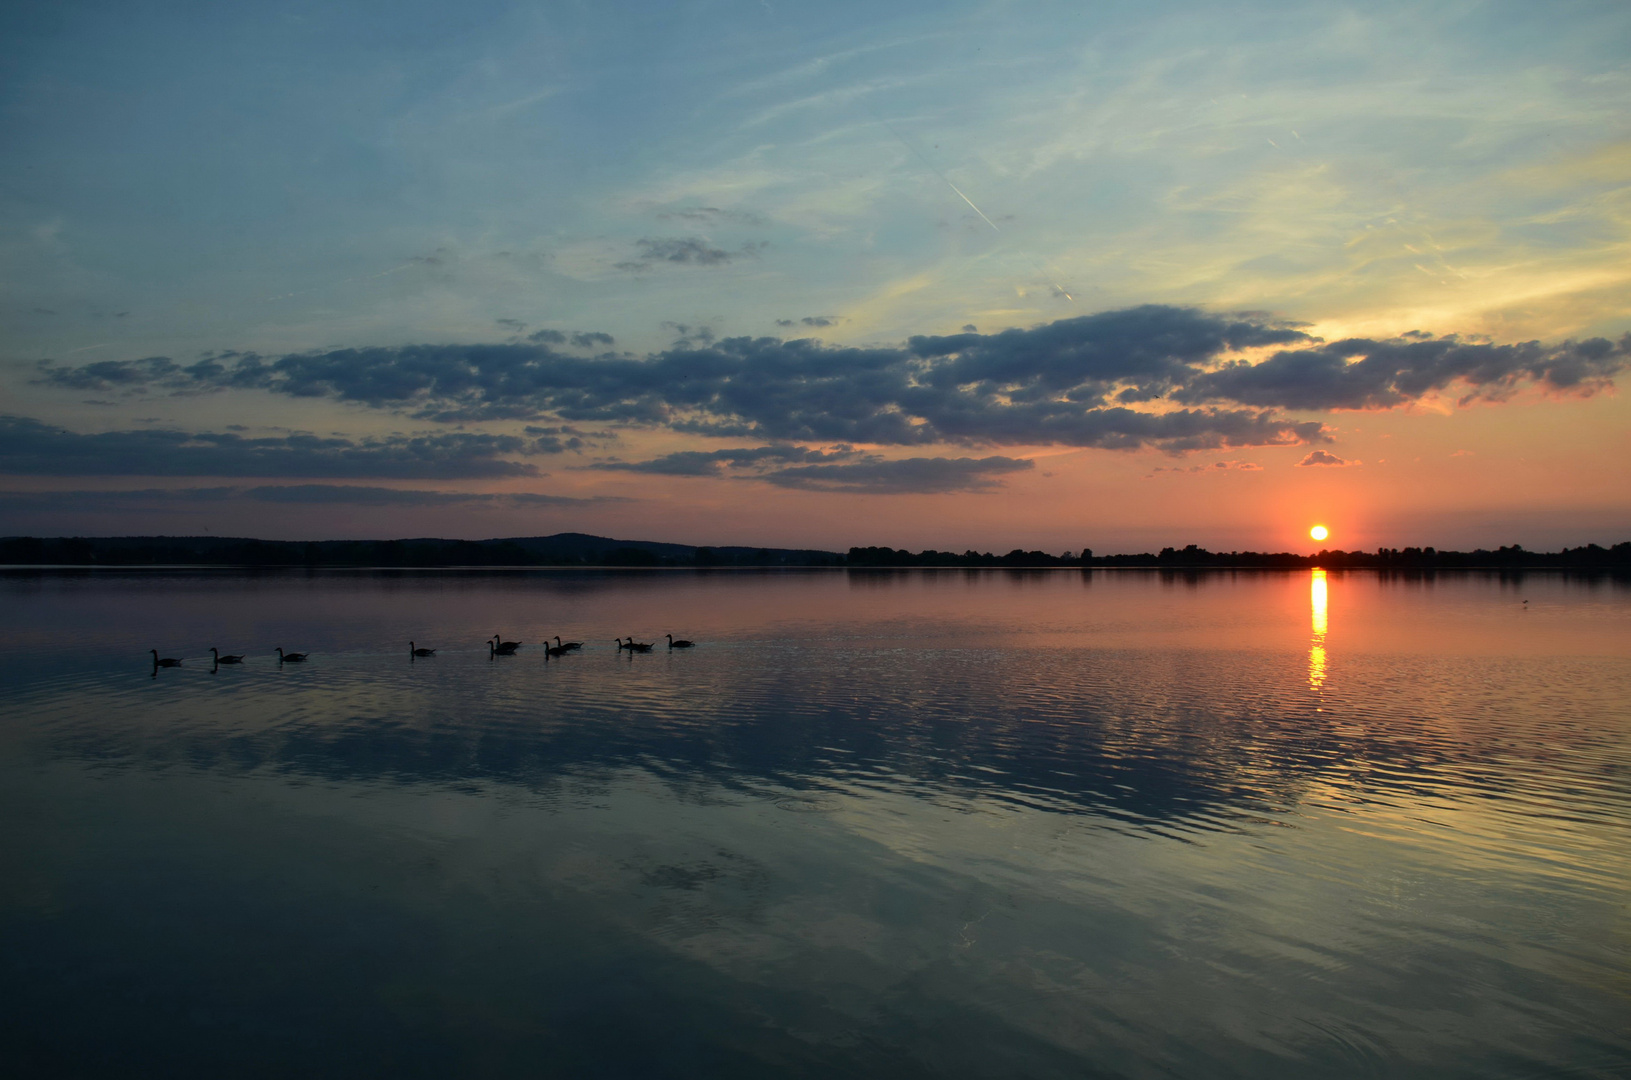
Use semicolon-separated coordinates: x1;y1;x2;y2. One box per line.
149;633;696;669
494;633;694;657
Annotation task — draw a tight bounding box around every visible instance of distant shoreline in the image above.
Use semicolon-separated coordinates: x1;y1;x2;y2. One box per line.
2;533;1628;574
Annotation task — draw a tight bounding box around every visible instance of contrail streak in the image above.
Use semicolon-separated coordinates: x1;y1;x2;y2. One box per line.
874;113;1000;229
872;111;1073;302
267;259;420;302
943;179;1001;233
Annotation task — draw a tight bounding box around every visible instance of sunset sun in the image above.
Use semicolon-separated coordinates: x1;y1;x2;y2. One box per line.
1310;525;1330;542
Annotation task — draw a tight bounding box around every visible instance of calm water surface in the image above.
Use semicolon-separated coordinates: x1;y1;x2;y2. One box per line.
2;568;1628;1077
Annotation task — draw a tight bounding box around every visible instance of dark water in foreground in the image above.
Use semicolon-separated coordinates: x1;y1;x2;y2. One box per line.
1;568;1628;1078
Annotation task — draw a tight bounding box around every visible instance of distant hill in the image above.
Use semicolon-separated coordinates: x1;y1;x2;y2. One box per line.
0;532;844;567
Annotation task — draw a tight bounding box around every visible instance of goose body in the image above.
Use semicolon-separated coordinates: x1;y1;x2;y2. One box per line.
276;647;308;663
410;642;436;657
150;649;182;667
624;637;654;653
553;636;583;651
666;634;695;649
211;647;245;664
493;632;521;651
545;643;570;658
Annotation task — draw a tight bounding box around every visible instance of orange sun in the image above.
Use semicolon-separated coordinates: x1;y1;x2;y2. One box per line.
1310;525;1329;542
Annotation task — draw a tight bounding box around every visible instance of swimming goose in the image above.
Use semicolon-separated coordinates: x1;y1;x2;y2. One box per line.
211;647;245;664
276;647;308;663
490;637;519;656
624;637;654;653
666;634;695;649
553;636;583;651
545;643;570;657
493;632;521;651
410;642;436;657
150;649;182;667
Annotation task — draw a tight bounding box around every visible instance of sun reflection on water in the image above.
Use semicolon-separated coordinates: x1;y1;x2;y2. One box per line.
1309;569;1328;690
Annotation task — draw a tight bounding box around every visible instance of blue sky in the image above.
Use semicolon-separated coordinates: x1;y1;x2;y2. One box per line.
2;0;1628;550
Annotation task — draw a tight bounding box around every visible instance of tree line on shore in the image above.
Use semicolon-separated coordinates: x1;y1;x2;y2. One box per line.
1;533;1628;572
846;542;1631;571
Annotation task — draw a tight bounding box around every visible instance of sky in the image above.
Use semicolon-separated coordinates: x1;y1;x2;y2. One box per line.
2;0;1628;553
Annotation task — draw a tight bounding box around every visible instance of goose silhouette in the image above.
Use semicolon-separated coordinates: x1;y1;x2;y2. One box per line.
493;632;521;651
553;636;583;651
624;637;654;653
666;634;695;649
150;649;182;668
410;642;436;657
276;647;308;663
211;647;245;664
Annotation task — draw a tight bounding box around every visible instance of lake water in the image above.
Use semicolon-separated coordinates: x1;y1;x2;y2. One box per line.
2;568;1628;1078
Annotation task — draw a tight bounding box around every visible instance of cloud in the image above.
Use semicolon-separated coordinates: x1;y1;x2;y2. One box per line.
1296;450;1358;467
239;485;612;507
589;443;1026;493
590;444;858;477
656;206;767;227
775;315;840;328
34;306;1626;455
662;322;715;348
1176;333;1631;410
614;237;767;272
0;485;619;514
521;424;616;452
242;485;487;505
524;329;616;349
0;487;236;512
0;415;558;478
1149;459;1264;476
759;455;1033;494
35;356;182;391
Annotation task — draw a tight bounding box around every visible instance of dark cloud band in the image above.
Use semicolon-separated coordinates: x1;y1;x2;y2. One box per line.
1175;334;1629;410
0;415;559;479
0;485;614;514
32;306;1627;455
